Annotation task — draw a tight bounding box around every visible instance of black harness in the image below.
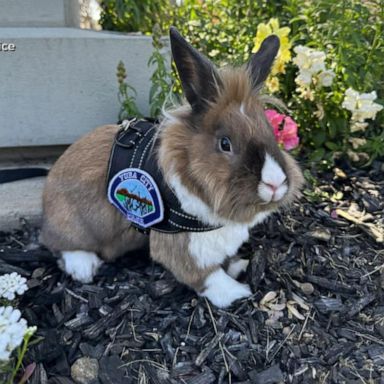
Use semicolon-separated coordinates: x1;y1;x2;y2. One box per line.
106;118;219;234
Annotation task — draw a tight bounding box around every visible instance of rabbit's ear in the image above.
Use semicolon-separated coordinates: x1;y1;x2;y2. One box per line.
170;27;220;112
248;35;280;89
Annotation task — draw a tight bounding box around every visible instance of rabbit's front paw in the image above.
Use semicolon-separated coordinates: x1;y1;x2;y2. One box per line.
227;258;249;279
60;251;103;283
202;269;252;308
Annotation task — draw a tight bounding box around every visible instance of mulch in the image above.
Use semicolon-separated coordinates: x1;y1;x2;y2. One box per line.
0;160;383;384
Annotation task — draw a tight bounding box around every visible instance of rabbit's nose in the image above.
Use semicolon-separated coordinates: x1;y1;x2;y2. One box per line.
258;154;287;203
260;154;286;186
258;180;288;203
263;182;279;192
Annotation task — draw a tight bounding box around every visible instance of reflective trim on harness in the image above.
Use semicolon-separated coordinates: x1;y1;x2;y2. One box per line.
106;118;220;234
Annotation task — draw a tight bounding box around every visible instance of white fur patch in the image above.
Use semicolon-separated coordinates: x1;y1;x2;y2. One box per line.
169;174;271;228
202;269;252;308
249;211;271;227
273;183;288;201
61;251;103;283
262;154;286;187
170;173;271;268
258;154;287;203
189;225;250;268
168;174;221;226
227;259;249;279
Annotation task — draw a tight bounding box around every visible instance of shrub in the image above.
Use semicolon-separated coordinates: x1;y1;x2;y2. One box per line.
102;0;384;166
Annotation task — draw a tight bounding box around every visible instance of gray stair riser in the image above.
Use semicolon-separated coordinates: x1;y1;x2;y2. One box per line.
0;29;154;147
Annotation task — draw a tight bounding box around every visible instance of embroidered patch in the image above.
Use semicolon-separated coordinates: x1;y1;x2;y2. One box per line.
108;168;164;228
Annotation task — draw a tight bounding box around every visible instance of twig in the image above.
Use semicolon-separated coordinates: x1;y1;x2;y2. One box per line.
120;359;169;372
205;299;231;382
361;263;384;278
268;325;296;362
298;310;312;341
205;299;218;334
185;306;197;342
347;330;384;346
64;288;88;303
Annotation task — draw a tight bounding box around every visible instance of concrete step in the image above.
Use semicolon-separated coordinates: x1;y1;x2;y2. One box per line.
0;177;45;231
0;28;154;147
0;0;79;27
0;166;48;231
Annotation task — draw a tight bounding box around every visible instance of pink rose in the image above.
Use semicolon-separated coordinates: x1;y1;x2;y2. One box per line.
265;109;299;151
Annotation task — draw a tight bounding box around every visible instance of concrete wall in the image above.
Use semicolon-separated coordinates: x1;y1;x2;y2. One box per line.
0;28;154;147
0;0;80;27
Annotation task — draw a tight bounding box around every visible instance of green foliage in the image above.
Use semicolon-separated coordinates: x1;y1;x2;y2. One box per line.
99;0;170;33
148;25;175;117
116;60;141;120
4;330;36;384
283;0;384;165
103;0;384;166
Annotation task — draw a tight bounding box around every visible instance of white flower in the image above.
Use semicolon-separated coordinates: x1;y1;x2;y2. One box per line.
318;70;335;87
293;45;326;74
342;88;383;121
295;70;312;86
0;306;28;361
0;272;28;301
342;88;360;111
296;86;315;101
293;45;332;94
347;150;369;163
347;150;360;162
350;121;368;132
349;137;367;149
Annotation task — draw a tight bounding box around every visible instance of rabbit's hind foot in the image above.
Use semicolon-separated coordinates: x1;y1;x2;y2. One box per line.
59;250;103;283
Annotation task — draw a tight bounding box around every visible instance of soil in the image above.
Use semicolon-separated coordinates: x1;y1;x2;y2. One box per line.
0;161;383;384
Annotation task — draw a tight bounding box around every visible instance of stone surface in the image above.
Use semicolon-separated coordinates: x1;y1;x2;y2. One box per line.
0;175;45;231
0;0;80;27
0;28;155;147
71;357;99;384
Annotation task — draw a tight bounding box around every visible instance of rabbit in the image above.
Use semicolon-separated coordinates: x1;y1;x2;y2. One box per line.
40;27;304;308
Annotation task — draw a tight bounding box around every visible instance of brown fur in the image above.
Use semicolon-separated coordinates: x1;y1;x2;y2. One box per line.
40;125;148;261
150;231;217;292
158;69;304;224
40;31;304;304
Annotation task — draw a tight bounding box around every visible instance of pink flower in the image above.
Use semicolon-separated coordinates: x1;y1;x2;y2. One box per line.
265;109;299;151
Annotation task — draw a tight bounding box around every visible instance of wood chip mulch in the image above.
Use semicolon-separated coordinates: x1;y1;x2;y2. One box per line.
0;161;383;384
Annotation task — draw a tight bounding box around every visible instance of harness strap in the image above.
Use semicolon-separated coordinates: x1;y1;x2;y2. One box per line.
0;168;48;184
106;118;220;234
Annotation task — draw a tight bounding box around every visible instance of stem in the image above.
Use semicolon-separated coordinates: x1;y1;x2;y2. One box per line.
8;334;31;384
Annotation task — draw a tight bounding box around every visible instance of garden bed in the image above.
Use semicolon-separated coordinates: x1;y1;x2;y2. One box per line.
1;162;383;384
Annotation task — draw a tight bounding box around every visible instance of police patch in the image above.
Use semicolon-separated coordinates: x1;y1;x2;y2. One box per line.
107;168;164;228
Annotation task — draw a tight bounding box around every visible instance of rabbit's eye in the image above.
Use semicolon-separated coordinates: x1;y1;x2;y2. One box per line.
219;136;232;152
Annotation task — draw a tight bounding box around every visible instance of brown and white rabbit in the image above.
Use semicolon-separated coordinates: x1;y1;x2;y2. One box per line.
40;27;304;308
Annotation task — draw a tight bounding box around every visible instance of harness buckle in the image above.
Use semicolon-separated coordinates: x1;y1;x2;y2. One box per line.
116;118;146;149
121;118;137;131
